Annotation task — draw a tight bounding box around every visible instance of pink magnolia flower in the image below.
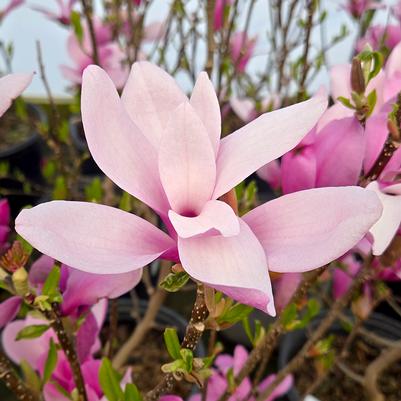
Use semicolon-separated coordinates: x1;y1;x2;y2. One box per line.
61;20;128;88
257;160;282;191
0;199;10;249
164;346;293;401
272;273;302;312
357;25;401;53
230;95;281;123
229;32;257;73
16;62;382;316
214;0;232;31
32;0;77;25
342;0;380;19
0;72;33;117
0;0;24;20
2;310;131;401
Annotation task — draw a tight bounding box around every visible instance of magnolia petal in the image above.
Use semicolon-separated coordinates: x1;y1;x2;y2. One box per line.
213;96;327;198
243;187;382;272
330;64;351;100
169;200;239;238
62;267;142;315
367;181;401;255
190;72;221;155
16;201;175;274
159;102;216;214
178;220;275;315
121;61;187;148
0;73;33;117
0;297;22;329
81;65;169;214
315;117;364;187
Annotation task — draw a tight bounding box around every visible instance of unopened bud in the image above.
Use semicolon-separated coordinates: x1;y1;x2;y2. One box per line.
172;263;184;273
12;267;29;296
351;58;366;94
0;241;29;273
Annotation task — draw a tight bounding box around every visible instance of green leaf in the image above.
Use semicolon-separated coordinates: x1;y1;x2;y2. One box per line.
180;348;193;373
159;271;190;292
242;317;253;344
163;328;181;360
281;303;298;329
219;303;253;324
366;89;377;117
161;359;186;373
15;234;33;256
70;11;83;43
337;96;355;109
99;358;123;401
16;324;50;341
43;339;58;384
42;266;61;297
20;360;41;392
52;176;68;200
85;177;104;203
124;384;142;401
119;191;133;212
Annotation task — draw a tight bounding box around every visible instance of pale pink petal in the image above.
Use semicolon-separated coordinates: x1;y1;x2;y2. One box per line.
281;147;316;194
15;201;175;274
229;97;255;122
385;41;401;78
159;102;216;214
190;72;221;155
0;73;33;117
82;65;169;213
0;297;22;328
363;113;388;174
60;65;82;84
315;117;364;187
233;345;248;374
243;187;382;272
178;220;275;315
2;316;54;366
330;64;351;100
142;21;166;42
367;181;401;255
213;95;327;198
62;267;142;315
121;62;187;148
169;200;239;238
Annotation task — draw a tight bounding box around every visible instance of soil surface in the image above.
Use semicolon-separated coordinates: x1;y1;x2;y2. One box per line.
294;335;401;401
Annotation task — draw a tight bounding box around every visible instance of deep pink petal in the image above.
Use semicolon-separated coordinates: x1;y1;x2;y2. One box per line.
315;117;364;187
367;181;401;255
169;200;239;238
281;147;316;194
81;65;169;214
178;220;275;315
29;255;55;288
243;187;382;272
257;160;282;190
15;201;175;274
0;73;33;117
121;61;187;149
273;273;302;312
159;102;216;214
259;374;293;401
316;103;354;132
213;95;327;198
0;199;10;226
0;297;22;328
190;72;221;155
363;113;388;174
76;312;99;362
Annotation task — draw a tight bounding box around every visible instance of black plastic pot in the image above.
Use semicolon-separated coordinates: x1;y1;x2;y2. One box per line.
69;115;103;175
0;104;46;184
277;312;401;401
109;298;206;359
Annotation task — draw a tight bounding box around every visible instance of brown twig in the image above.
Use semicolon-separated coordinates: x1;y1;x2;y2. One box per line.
0;351;39;401
205;0;216;76
80;0;100;65
364;340;401;401
145;283;209;401
45;304;88;401
107;299;119;360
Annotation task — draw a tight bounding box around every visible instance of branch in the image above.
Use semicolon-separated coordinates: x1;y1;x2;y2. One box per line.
364;340;401;401
145;283;209;401
80;0;100;65
0;351;39;401
45;304;88;401
205;0;216;76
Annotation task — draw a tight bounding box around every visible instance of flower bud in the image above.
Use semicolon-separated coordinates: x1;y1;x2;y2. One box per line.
351;58;366;94
12;267;29;296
